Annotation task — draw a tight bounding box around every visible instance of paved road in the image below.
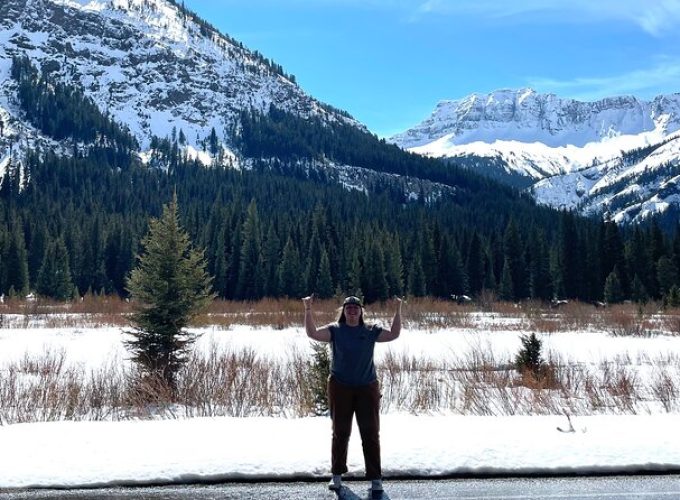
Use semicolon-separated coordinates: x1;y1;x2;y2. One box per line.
1;476;680;499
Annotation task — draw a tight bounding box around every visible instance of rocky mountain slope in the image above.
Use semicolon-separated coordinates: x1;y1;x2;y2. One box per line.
0;0;352;149
0;0;463;201
391;88;680;224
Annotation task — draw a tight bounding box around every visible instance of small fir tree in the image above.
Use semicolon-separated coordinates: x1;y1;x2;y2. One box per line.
515;332;543;376
125;195;214;391
308;341;331;415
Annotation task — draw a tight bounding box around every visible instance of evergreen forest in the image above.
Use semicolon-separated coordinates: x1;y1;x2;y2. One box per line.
2;56;680;306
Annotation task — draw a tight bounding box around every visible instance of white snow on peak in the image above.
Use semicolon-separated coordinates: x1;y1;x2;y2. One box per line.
0;0;357;163
392;88;680;224
391;88;672;151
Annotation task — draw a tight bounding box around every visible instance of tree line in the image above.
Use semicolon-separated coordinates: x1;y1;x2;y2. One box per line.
3;144;680;305
2;57;680;305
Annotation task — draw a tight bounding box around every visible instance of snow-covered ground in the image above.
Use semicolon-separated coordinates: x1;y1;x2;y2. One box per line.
2;315;680;489
2;414;679;489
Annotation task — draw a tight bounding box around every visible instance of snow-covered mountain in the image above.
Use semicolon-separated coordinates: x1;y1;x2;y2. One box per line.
0;0;456;201
390;88;680;224
0;0;355;161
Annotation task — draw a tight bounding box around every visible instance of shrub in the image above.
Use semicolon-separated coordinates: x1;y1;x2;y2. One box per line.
515;332;543;375
307;341;331;415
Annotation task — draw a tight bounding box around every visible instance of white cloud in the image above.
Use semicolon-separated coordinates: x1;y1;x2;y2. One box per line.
529;57;680;100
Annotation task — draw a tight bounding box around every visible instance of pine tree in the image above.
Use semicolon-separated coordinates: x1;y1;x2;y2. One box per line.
262;223;281;297
582;227;602;301
344;246;363;297
672;225;680;289
209;127;219;156
630;274;648;304
419;226;437;293
308;341;330;415
435;235;455;298
384;234;404;298
499;257;514;301
602;221;628;297
212;237;229;298
36;237;74;300
316;248;334;299
665;285;680;308
237;200;264;300
515;332;543;375
626;227;652;300
278;236;302;298
503;219;527;300
483;248;497;292
528;230;552;301
362;239;389;303
557;213;582;299
657;256;678;298
65;226;85;296
466;232;485;297
603;266;624;304
6;225;29;297
304;227;323;295
446;238;469;297
125;195;214;390
0;227;8;294
407;254;426;297
27;221;48;288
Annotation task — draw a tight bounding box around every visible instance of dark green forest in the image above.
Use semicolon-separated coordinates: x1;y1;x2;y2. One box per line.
2;56;680;305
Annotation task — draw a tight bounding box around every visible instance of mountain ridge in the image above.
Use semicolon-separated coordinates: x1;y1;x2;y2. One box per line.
0;0;357;156
391;88;680;150
390;88;680;224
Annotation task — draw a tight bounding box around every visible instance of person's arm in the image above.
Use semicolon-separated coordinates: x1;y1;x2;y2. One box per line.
303;295;331;342
377;297;402;342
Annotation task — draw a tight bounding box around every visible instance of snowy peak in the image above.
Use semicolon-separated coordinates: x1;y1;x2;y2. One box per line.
0;0;356;155
390;88;680;225
531;132;680;224
651;94;680;132
391;88;679;150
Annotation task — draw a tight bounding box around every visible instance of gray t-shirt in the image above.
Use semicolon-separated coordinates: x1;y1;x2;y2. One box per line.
329;322;383;386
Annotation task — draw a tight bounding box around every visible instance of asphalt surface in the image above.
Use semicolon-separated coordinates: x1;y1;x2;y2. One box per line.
2;476;680;500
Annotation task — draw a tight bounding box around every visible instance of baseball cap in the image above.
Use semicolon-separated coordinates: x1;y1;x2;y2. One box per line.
342;296;363;307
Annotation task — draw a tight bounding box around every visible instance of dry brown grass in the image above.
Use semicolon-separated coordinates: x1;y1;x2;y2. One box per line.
3;297;680;423
2;340;680;423
0;294;132;328
2;294;679;333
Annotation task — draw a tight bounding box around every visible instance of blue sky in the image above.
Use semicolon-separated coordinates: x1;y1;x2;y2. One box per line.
182;0;680;138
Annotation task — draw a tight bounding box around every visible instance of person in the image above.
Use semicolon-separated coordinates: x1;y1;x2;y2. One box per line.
303;294;402;493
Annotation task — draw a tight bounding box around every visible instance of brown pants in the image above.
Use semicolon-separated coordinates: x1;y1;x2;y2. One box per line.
327;376;381;479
